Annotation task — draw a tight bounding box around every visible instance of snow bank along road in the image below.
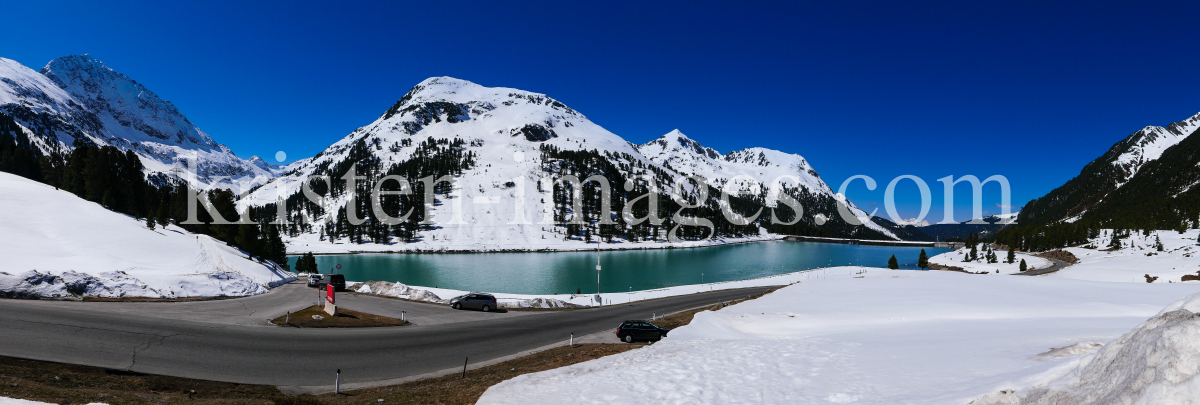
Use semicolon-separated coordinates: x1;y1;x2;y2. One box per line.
0;282;775;390
478;268;1200;404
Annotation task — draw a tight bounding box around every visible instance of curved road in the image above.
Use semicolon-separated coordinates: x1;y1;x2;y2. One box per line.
1012;258;1070;276
0;283;775;392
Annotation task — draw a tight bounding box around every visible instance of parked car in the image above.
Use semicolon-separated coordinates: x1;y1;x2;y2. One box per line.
450;293;498;312
307;273;323;287
327;274;346;291
615;320;670;343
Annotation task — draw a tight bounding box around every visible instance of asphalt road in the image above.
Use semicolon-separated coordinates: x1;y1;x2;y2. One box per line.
0;283;775;390
1012;258;1070;276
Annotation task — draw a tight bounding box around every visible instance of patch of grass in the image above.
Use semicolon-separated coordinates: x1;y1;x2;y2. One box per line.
270;305;407;328
321;343;646;405
0;344;645;405
0;356;281;405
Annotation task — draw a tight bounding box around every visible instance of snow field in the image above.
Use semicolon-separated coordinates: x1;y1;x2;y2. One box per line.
929;245;1051;274
477;267;1200;404
0;397;103;405
1052;229;1200;283
0;172;295;299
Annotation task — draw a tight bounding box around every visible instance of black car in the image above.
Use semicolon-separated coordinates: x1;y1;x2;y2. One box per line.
327;274;346;291
450;293;498;312
616;320;670;343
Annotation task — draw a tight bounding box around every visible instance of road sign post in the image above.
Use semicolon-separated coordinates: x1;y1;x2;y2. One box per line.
324;284;337;316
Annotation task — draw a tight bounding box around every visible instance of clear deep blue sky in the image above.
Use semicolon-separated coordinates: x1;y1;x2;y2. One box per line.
4;1;1199;223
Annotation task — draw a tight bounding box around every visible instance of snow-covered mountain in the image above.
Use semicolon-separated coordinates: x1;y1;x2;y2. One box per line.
893;218;931;227
1020;111;1200;225
636;129;829;195
242;76;897;252
0;55;280;191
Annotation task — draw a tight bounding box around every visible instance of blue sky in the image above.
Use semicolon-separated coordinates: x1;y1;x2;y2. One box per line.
3;1;1199;223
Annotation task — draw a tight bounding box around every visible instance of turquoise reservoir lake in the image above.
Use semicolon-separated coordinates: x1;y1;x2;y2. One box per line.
288;241;948;294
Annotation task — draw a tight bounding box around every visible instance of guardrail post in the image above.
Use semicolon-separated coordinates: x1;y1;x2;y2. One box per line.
570;333;574;346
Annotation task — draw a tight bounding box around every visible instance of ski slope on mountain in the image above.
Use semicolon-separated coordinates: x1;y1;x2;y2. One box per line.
0;172;295;299
479;268;1200;405
0;55;280;192
242;76;896;252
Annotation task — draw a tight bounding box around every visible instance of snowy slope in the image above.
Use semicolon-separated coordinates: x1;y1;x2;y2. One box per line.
1050;229;1200;283
637;129;826;193
0;397;102;405
1109;114;1200;184
0;55;280;192
894;218;931;227
636;130;896;238
929;244;1052;274
989;291;1200;405
478;268;1200;404
1020;111;1200;225
0;172;295;299
0;58;77;118
243;76;896;252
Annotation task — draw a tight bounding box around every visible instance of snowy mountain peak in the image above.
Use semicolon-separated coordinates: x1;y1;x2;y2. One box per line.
414;76;485;95
39;54;218;150
1107;112;1200;183
247;155;278;171
0;55;280;192
894;218;931;227
637;131;825;190
0;57;77;118
641;129;722;161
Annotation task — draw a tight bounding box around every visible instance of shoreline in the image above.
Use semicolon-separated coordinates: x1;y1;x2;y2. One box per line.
783;234;958;248
287;234;932;256
288;234;787;256
346;265;832;308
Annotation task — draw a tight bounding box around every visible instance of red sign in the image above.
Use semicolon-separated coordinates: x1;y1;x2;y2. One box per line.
326;284;335;304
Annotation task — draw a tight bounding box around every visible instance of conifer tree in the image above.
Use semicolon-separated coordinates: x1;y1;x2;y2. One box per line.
917;249;929;270
1006;248;1015;264
155;204;169;227
887;255;899;270
1107;230;1120;249
146;215;154;230
1019;259;1027;272
265;225;288;267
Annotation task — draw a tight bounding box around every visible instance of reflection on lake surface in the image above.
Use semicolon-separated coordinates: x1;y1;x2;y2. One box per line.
289;241;948;294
